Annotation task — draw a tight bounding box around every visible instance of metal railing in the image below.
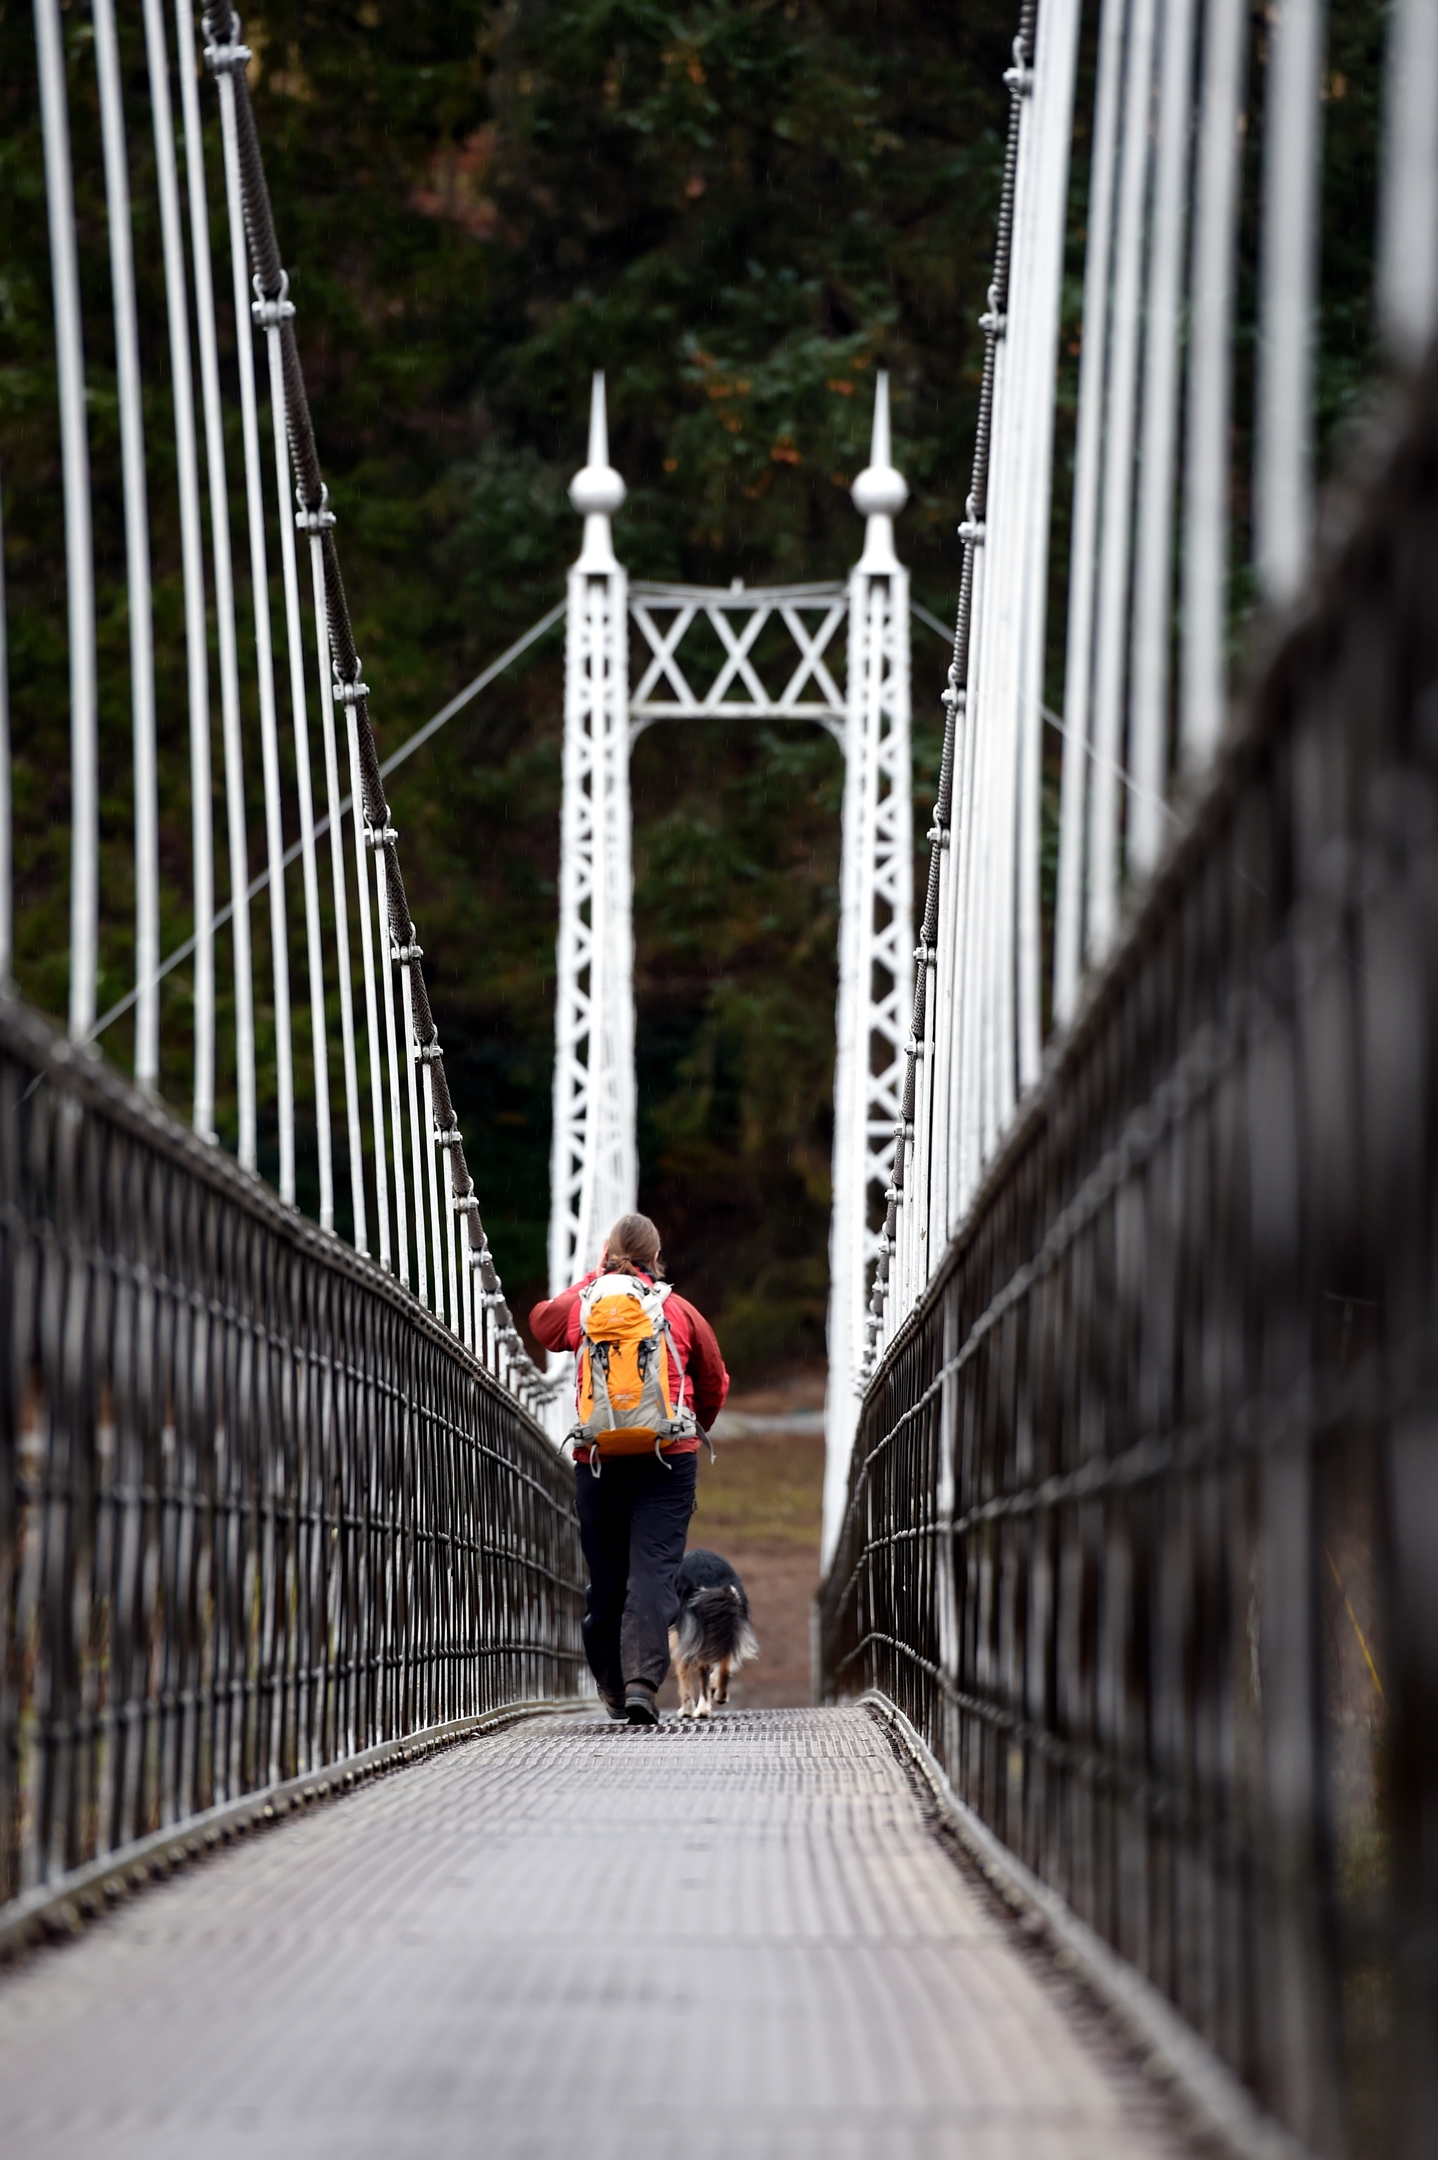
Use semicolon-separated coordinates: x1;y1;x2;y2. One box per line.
819;352;1438;2159
0;995;586;1916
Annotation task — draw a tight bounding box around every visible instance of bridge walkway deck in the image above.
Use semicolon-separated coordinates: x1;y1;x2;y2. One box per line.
0;1707;1193;2159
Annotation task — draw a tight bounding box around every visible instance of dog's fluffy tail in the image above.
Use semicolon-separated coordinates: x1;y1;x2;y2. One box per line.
675;1583;759;1670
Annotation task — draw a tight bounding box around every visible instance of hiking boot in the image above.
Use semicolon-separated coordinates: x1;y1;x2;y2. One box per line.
599;1690;626;1722
624;1682;659;1727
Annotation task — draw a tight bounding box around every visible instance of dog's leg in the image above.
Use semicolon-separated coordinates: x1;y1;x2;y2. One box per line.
695;1665;711;1719
713;1657;731;1706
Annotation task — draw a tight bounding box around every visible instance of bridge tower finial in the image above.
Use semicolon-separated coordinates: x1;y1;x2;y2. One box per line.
569;372;627;574
851;371;908;576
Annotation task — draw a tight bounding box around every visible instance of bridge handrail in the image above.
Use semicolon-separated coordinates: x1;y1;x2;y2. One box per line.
0;993;586;1919
819;348;1438;2159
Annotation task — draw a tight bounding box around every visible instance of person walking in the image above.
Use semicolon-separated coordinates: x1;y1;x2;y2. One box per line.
530;1213;729;1726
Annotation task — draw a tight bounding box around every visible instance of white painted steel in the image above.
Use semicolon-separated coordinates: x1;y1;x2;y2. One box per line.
824;376;913;1542
142;0;215;1138
217;72;296;1201
548;375;637;1298
36;0;98;1046
374;845;409;1285
1087;0;1156;971
1379;0;1438;365
1129;0;1196;877
0;465;9;987
93;0;160;1091
421;1060;447;1327
344;686;391;1273
1052;0;1126;1029
177;0;256;1169
308;531;368;1252
265;327;335;1230
1256;0;1326;606
399;949;430;1307
1181;0;1249;773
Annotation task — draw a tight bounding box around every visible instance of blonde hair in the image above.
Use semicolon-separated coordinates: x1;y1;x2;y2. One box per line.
603;1213;663;1277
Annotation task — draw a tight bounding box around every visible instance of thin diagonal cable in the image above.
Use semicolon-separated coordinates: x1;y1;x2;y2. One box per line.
85;603;564;1045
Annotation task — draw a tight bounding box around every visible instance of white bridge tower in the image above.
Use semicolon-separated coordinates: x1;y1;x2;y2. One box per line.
549;375;912;1511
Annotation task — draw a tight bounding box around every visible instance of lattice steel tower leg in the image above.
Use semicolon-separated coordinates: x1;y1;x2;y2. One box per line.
548;375;637;1296
824;376;913;1556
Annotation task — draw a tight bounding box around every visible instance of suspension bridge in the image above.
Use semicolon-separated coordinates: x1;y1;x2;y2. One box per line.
1;1;1435;2154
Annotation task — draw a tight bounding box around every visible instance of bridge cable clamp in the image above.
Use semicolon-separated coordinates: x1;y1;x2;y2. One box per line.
415;1039;444;1065
365;820;398;852
434;1126;463;1149
203;35;252;77
334;668;370;706
393;940;423;965
251;271;295;328
296;484;335;534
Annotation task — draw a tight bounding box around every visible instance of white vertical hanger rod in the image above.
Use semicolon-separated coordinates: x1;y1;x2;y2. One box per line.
177;0;256;1166
1052;0;1127;1027
1181;0;1249;772
1378;0;1438;366
142;0;215;1135
1255;0;1326;606
216;69;296;1199
93;0;160;1089
35;0;98;1045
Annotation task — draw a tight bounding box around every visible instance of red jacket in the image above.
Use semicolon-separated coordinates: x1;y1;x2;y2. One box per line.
529;1270;730;1454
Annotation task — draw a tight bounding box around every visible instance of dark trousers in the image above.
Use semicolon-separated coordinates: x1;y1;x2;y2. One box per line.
574;1451;697;1695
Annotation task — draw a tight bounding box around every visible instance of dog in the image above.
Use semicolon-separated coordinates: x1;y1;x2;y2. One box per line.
670;1548;758;1720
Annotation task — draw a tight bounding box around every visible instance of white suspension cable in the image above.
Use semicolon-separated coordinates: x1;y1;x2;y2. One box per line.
263;314;335;1229
0;460;10;987
398;945;430;1306
1256;0;1326;606
142;0;215;1138
93;0;160;1091
1181;0;1249;772
374;844;409;1287
420;1059;447;1325
175;0;256;1167
1128;0;1196;877
307;520;368;1251
1379;0;1438;365
1052;0;1127;1029
216;70;295;1200
1087;0;1157;971
35;0;98;1046
342;681;392;1273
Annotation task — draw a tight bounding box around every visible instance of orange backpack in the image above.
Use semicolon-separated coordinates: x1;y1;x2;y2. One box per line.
570;1274;698;1461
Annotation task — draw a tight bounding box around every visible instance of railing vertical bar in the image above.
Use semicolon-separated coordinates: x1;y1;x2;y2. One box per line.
35;0;98;1046
398;949;430;1306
